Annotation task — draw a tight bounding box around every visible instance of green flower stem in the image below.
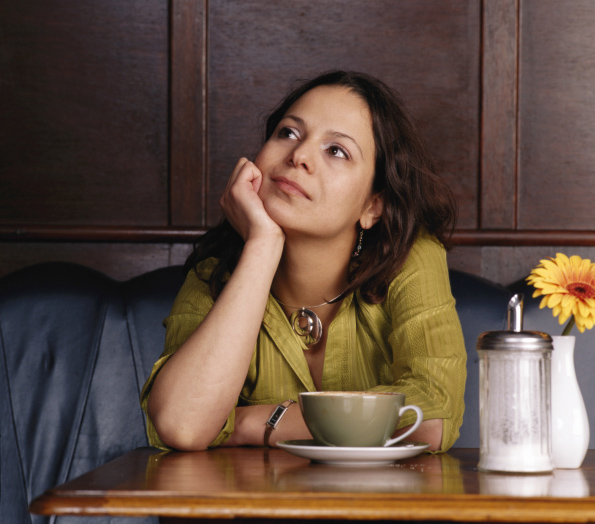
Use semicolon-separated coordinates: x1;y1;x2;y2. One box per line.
562;316;576;336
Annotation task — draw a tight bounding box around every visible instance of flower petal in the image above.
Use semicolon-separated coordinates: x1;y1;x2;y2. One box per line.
558;309;572;325
547;293;563;308
556;253;570;265
561;294;576;308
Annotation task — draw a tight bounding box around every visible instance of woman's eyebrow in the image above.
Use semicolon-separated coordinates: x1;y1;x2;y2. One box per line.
329;130;364;159
283;114;364;159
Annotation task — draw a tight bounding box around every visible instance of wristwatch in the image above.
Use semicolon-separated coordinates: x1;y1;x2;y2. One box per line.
264;399;296;447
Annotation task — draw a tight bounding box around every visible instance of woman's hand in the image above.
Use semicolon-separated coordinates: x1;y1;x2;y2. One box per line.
220;158;283;243
393;419;443;451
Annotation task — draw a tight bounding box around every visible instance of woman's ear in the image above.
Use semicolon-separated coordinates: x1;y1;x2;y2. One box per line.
360;193;384;230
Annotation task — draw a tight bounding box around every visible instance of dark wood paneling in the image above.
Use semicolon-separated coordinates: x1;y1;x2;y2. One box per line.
518;0;595;230
0;242;189;281
481;245;595;286
481;0;518;229
3;0;595;282
447;246;484;277
206;0;480;228
0;0;169;226
171;0;207;227
6;239;595;285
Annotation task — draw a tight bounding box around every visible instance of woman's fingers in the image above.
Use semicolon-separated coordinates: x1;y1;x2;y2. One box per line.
221;158;261;213
220;158;280;242
225;157;250;190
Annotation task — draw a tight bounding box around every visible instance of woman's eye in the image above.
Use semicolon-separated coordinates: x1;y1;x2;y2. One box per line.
327;145;348;159
278;127;298;140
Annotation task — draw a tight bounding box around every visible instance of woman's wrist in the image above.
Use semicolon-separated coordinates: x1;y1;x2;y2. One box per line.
229;403;305;447
240;235;285;279
226;405;267;446
243;229;285;257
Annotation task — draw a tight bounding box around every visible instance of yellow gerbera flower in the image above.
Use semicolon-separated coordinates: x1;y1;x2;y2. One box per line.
527;253;595;334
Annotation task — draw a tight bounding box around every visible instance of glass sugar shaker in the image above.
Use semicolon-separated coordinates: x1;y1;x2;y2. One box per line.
476;293;554;473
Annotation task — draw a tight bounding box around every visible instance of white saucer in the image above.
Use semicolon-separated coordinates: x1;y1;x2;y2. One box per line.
277;439;430;466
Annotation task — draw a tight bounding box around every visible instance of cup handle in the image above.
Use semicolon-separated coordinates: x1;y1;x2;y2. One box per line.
383;405;424;447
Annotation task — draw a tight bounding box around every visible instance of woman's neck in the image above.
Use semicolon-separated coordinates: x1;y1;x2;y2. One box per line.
271;234;354;307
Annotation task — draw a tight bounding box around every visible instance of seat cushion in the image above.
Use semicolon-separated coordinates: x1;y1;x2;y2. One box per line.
0;262;184;523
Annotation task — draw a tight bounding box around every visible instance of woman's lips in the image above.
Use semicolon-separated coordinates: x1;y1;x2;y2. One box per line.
271;176;311;199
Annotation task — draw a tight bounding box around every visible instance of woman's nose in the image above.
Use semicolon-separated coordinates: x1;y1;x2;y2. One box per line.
287;141;314;173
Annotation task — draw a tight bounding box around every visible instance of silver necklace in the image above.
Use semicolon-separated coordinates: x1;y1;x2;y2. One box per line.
275;291;346;347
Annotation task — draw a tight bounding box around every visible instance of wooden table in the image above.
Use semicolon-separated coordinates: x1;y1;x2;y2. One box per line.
30;447;595;523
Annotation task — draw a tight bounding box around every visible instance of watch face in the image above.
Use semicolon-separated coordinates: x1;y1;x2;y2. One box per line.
267;405;287;427
267;400;295;428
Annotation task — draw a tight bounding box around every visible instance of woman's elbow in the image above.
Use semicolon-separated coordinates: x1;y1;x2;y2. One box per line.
152;414;215;451
159;425;212;451
148;396;214;451
422;419;444;451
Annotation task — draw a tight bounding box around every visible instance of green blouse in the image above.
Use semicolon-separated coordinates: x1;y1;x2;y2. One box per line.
141;232;467;451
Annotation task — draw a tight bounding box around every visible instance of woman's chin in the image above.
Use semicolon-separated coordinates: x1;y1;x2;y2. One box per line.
261;200;299;229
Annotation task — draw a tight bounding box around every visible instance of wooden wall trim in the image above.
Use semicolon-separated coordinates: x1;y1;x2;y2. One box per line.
454;230;595;246
480;0;519;230
170;0;207;227
4;226;595;247
0;226;203;243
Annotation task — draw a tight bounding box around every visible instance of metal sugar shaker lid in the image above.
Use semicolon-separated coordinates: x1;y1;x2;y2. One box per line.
476;294;553;352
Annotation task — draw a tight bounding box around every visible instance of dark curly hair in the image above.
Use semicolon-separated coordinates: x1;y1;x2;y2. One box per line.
185;70;457;304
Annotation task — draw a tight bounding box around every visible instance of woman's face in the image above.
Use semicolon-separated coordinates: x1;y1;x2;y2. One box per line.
255;85;380;242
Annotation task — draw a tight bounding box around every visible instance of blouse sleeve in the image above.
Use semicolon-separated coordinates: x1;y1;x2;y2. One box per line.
369;232;467;452
140;260;235;450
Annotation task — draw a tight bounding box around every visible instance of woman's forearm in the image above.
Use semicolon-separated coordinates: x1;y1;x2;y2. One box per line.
148;235;284;450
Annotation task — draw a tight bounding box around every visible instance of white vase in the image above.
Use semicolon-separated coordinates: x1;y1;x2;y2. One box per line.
550;336;590;468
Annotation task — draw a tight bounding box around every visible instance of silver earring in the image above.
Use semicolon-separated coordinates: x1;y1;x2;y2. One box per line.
353;229;364;257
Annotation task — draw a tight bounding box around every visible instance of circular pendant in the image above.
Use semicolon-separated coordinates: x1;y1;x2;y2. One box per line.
290;308;323;346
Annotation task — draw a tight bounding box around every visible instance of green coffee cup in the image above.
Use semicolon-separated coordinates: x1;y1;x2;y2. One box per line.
299;391;423;447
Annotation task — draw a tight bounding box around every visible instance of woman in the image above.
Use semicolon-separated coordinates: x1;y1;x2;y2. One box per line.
141;70;466;452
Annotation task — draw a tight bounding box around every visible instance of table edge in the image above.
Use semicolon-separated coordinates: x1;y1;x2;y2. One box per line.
29;490;595;522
